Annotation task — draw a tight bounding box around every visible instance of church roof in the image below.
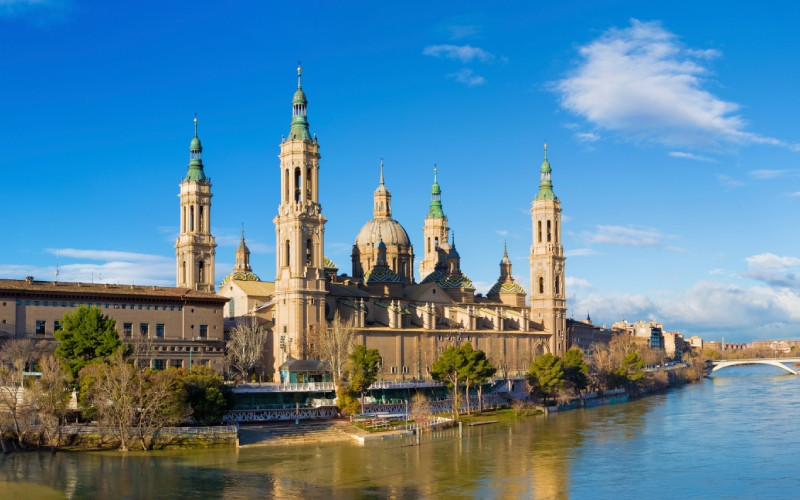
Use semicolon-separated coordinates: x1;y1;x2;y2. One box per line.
221;271;261;286
355;217;411;248
420;269;475;290
488;281;526;295
363;266;401;284
402;282;455;303
226;280;274;297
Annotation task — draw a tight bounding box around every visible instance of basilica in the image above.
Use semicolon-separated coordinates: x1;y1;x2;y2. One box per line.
182;67;567;380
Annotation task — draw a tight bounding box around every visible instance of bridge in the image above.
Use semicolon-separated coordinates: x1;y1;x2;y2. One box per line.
709;358;800;375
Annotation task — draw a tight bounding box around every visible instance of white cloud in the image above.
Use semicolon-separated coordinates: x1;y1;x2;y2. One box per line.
580;224;675;248
442;25;478;40
495;230;509;237
4;248;174;286
423;44;496;63
715;173;744;189
575;132;600;143
669;151;715;162
565;248;596;257
748;169;795;180
555;19;788;151
448;68;485;86
743;253;800;288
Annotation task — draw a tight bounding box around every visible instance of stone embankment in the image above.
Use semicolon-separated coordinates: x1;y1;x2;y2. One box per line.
55;425;239;450
238;420;354;447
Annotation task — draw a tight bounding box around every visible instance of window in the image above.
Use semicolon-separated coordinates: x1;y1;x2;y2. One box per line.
54;321;62;332
228;298;235;317
177;306;182;311
16;300;20;305
547;220;552;242
33;301;39;306
140;323;149;336
170;306;175;311
35;320;46;335
199;324;208;339
52;302;57;307
153;359;166;370
539;277;544;294
555;276;560;295
170;359;183;368
70;302;74;307
25;300;30;306
390;366;397;374
61;302;66;307
138;305;143;310
402;366;409;374
43;301;48;306
123;323;132;337
156;324;165;338
146;305;151;310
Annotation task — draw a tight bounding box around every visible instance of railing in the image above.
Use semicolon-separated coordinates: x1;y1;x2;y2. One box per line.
233;382;336;393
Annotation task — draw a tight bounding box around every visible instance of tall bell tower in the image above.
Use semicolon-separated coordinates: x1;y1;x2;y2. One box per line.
529;144;567;355
272;66;327;373
176;117;216;292
419;167;450;281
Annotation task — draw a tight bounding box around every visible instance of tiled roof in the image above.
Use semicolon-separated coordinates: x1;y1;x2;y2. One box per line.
0;279;228;302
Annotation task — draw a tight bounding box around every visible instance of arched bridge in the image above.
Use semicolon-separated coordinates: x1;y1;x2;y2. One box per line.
709;358;800;375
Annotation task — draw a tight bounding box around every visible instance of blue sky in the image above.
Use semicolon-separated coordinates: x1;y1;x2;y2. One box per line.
2;1;800;342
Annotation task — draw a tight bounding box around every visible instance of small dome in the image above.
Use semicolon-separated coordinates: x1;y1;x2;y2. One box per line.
190;136;202;153
355;218;411;248
374;183;390;196
448;246;460;259
293;88;307;105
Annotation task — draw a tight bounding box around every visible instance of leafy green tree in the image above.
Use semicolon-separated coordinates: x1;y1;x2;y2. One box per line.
179;366;228;425
335;381;360;417
563;348;589;395
55;306;121;379
462;345;496;413
615;351;645;386
527;353;565;405
431;345;469;418
344;345;381;414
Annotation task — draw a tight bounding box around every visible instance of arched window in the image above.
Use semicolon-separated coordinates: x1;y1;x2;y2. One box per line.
555;276;560;295
189;206;195;232
538;221;542;243
182;207;186;232
284;169;289;203
294;168;302;202
434;236;439;247
306;167;312;200
427;237;431;253
198;261;205;282
199;206;204;232
181;261;186;283
539;277;544;294
547;220;552;242
284;240;291;267
306;238;313;266
554;220;558;243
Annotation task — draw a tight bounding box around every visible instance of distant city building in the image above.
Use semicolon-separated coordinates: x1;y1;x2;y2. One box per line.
567;316;617;355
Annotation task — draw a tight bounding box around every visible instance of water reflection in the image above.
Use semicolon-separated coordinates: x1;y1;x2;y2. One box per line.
2;370;799;498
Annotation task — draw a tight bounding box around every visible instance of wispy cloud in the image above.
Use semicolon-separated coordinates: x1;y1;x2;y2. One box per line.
423;44;496;63
575;132;600;143
669;151;715;162
715;173;744;190
748;169;795;180
441;24;478;40
555;19;791;151
565;248;596;257
7;247;174;286
580;224;677;248
448;68;485;86
743;253;800;288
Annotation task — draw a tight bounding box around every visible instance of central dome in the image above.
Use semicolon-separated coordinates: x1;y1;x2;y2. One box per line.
355;217;411;248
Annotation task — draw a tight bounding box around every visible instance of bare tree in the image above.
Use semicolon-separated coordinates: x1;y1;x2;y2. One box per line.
30;354;71;451
134;369;189;450
0;339;39;449
226;316;269;381
81;351;138;452
318;311;355;385
409;392;431;423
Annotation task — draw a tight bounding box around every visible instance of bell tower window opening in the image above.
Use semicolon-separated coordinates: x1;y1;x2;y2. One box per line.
182;207;186;232
190;206;195;232
306;167;312;201
294;167;302;202
539;277;544;294
198;261;205;283
284;240;291;267
555;220;559;243
199;206;204;232
538;221;542;243
181;261;186;283
555;276;560;295
547;220;552;242
306;238;313;267
434;236;439;248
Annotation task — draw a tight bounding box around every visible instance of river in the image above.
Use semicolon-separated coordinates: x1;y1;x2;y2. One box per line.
2;365;799;498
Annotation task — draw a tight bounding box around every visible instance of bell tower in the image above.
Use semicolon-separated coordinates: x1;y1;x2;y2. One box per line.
419;167;450;280
176;117;216;292
272;66;327;373
529;144;567;355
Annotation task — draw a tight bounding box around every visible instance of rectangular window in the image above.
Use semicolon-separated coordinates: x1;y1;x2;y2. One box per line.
391;366;397;374
140;323;149;336
104;304;109;309
60;302;66;307
146;305;151;310
199;324;208;339
35;320;46;335
153;359;166;370
177;306;183;311
33;301;39;306
25;300;31;306
138;305;143;310
156;324;165;338
402;366;409;374
170;359;182;368
16;300;21;305
162;306;167;311
170;306;175;311
70;302;74;307
43;301;48;306
123;323;132;337
52;302;57;307
54;321;62;332
121;304;126;309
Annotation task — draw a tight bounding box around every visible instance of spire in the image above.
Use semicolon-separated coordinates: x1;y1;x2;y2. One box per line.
535;142;555;200
373;158;391;217
289;64;312;141
427;165;445;218
185;115;208;182
234;224;251;272
375;230;388;267
501;240;511;265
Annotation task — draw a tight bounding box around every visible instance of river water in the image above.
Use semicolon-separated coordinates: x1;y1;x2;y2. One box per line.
2;365;799;499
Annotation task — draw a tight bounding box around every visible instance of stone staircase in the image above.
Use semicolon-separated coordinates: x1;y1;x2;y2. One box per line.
239;421;352;446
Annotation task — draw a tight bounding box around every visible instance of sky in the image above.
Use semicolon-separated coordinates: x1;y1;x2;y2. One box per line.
2;0;800;343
